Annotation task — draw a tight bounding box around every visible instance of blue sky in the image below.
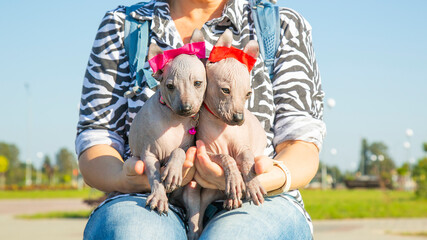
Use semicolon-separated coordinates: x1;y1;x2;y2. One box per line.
0;0;426;172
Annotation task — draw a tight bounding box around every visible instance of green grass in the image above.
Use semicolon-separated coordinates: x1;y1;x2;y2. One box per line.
0;188;104;199
17;210;92;219
386;231;427;237
11;189;427;220
300;189;427;220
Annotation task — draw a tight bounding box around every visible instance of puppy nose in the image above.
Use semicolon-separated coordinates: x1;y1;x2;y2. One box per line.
180;104;193;113
232;113;244;123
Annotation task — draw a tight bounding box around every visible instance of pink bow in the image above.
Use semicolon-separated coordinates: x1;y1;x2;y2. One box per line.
148;42;206;73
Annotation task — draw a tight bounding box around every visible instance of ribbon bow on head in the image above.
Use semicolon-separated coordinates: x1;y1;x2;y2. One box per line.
208;46;257;72
148;42;206;73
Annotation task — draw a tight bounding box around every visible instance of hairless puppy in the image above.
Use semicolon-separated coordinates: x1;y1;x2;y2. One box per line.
194;29;268;234
129;29;206;216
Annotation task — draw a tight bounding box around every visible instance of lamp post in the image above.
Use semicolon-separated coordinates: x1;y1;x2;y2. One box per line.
25;83;32;186
36;152;44;185
321;98;336;189
330;148;338;188
404;128;414;174
405;129;414;165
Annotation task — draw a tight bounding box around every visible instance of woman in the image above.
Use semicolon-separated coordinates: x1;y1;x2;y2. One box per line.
76;0;325;239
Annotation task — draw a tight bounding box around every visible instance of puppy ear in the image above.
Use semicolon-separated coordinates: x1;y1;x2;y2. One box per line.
190;29;205;43
148;42;163;61
215;29;233;47
243;40;259;59
152;69;163;81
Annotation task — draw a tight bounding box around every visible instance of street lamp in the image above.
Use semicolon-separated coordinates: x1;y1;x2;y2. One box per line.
330;148;338;188
25;83;32;186
327;98;336;108
36;152;44;185
404;128;414;167
322;98;336;190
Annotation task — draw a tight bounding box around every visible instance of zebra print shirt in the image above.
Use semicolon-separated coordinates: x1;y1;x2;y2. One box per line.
75;0;325;233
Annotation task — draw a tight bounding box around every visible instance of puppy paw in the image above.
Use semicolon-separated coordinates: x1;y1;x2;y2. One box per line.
224;170;245;207
146;186;169;215
244;173;267;205
161;149;185;192
161;164;183;192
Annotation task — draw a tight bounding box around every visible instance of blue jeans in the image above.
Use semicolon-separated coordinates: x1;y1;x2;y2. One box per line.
83;193;312;240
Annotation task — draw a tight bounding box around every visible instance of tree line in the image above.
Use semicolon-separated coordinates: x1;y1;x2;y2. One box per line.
313;139;427;197
0;141;78;188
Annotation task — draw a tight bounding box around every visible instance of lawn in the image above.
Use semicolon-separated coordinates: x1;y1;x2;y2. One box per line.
11;189;427;220
0;188;104;199
300;189;427;219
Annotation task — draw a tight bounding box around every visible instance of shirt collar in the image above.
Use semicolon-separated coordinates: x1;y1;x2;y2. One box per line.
129;0;248;35
130;0;182;46
206;0;247;34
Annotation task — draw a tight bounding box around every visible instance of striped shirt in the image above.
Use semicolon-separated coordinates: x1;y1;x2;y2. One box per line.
75;0;326;233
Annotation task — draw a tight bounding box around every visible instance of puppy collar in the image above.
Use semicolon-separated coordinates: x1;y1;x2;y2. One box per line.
160;95;199;135
203;103;219;119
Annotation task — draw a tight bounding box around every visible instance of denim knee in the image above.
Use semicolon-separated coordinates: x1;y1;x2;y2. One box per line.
83;195;187;240
200;194;312;240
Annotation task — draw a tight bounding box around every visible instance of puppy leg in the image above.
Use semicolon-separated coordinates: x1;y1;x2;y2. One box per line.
182;182;202;240
144;154;169;215
210;154;245;210
236;148;266;205
162;148;186;192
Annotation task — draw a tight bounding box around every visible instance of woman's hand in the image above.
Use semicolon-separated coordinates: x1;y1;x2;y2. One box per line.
193;140;274;190
79;144;198;193
194;140;226;189
119;147;197;193
119;156;150;193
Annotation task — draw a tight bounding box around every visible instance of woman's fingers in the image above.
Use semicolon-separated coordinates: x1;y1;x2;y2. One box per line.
195;140;223;176
254;155;273;175
182;147;197;185
184;146;197;169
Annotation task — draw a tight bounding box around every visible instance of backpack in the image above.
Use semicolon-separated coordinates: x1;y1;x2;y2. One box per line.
123;0;280;97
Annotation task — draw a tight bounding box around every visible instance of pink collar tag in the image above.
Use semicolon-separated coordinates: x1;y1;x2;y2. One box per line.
148;42;206;73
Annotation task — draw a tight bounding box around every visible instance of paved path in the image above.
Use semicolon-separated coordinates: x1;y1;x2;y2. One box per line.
314;218;427;240
1;199;426;239
0;199;92;240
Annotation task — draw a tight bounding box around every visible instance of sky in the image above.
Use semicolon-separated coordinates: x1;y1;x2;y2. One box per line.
0;0;426;172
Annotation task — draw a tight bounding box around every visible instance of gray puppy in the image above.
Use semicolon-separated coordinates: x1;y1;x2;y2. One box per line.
129;29;206;215
197;29;267;215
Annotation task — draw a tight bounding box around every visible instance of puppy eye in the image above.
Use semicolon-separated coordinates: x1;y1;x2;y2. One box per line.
221;88;230;94
246;91;252;97
194;81;202;87
166;84;175;90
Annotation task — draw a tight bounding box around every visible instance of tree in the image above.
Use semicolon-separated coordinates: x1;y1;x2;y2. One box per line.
42;155;54;185
357;140;395;188
413;157;427;198
358;138;369;175
0;142;25;185
369;142;395;188
0;142;19;169
56;148;77;183
0;155;9;189
397;163;410;176
413;142;427;198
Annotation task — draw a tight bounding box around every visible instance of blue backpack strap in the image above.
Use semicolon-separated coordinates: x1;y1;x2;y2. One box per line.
250;0;280;80
124;3;157;98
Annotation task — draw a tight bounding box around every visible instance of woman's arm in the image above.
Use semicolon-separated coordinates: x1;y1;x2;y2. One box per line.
79;144;196;193
78;144;149;193
194;140;318;193
257;140;319;192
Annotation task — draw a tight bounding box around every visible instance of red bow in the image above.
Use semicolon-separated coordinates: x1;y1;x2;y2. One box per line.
208;46;257;72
